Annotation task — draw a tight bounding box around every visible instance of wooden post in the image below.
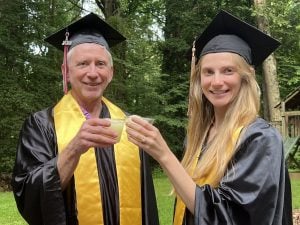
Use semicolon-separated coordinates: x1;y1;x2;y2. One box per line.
281;101;287;137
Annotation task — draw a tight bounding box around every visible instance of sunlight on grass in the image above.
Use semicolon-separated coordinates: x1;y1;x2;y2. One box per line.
153;168;175;225
0;192;27;225
291;178;300;209
0;171;299;225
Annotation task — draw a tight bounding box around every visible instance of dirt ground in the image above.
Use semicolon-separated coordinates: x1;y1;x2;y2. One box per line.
294;209;300;225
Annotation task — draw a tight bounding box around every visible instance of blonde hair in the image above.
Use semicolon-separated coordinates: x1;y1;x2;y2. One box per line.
182;53;260;187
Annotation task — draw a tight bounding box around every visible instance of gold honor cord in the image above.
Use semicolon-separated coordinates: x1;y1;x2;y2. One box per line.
54;92;141;225
173;126;243;225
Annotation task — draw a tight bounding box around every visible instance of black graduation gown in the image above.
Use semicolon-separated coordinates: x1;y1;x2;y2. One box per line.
182;118;293;225
11;104;159;225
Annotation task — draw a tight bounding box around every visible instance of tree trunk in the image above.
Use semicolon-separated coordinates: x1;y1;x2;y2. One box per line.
97;0;118;17
253;0;281;122
262;55;281;121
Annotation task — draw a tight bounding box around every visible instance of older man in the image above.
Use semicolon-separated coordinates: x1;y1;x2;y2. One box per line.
12;13;159;225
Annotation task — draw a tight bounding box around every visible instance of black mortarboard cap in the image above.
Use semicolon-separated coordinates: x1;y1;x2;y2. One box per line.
44;12;126;52
194;10;280;66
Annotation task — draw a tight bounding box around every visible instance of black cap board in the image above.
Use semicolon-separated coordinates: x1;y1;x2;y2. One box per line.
194;10;280;66
44;12;126;52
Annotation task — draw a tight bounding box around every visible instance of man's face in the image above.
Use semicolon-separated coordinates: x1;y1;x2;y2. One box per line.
66;43;113;106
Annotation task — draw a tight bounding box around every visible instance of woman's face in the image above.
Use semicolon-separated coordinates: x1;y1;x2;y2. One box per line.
200;52;242;114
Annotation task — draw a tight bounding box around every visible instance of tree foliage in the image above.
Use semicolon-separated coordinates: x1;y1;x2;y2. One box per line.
0;0;299;172
264;0;300;98
0;0;82;172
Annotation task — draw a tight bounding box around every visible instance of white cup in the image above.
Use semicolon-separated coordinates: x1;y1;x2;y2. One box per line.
142;117;155;124
126;115;155;124
109;119;125;142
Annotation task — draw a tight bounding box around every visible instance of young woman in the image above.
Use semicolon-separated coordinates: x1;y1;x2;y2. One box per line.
126;10;292;225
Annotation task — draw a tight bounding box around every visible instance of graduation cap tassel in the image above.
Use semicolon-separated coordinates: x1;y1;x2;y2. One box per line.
187;39;196;117
62;32;72;95
62;45;68;94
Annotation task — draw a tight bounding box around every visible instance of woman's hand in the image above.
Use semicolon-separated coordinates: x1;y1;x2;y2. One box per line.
126;115;172;164
126;115;196;213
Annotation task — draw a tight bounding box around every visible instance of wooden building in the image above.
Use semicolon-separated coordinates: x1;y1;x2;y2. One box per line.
274;87;300;169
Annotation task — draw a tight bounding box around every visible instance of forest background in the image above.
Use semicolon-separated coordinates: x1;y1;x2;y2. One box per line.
0;0;299;174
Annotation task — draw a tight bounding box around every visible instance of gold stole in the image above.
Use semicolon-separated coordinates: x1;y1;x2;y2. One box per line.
54;91;142;225
173;127;243;225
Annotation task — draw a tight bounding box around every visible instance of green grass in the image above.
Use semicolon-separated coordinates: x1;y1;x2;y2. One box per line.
153;169;174;225
0;192;27;225
291;178;300;209
0;171;299;225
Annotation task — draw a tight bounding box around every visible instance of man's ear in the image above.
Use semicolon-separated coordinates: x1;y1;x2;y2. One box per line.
108;66;114;83
61;64;65;76
61;64;70;81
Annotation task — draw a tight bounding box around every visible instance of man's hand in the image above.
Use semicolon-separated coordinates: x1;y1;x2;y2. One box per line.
68;118;118;155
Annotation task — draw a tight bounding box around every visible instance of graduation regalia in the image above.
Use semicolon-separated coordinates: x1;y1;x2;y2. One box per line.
175;10;293;225
12;97;159;225
179;118;292;225
11;12;159;225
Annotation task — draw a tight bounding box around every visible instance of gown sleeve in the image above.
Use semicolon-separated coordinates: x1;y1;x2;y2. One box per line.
11;108;66;225
193;119;291;225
